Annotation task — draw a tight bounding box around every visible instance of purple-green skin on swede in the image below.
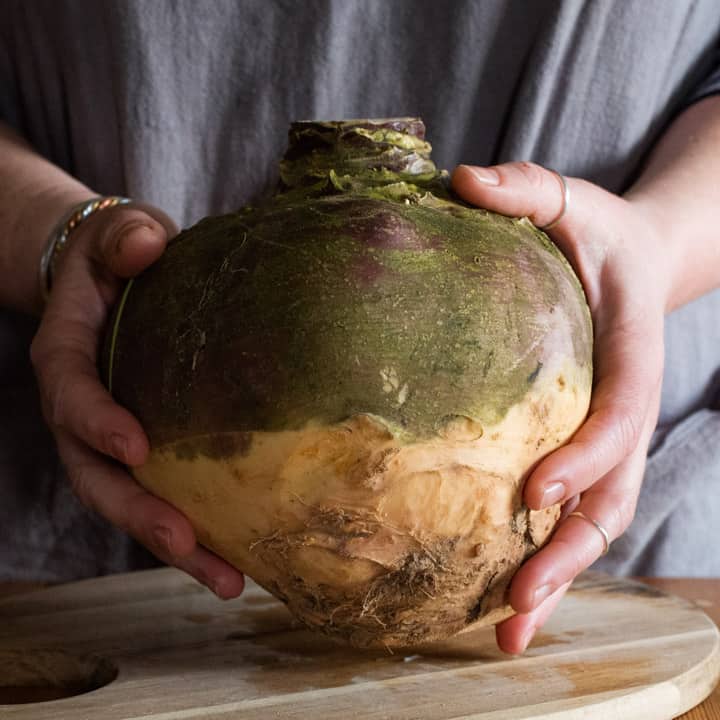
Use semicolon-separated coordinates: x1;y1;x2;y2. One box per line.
105;118;592;648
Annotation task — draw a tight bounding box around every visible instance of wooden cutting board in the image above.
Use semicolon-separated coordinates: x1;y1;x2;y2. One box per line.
0;569;718;719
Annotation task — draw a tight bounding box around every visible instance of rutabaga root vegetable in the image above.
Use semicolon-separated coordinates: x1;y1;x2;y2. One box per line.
103;118;593;648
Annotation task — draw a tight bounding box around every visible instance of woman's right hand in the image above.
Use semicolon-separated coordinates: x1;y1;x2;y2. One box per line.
30;200;246;599
452;162;667;653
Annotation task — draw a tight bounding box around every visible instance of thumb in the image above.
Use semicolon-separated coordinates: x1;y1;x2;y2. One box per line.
451;162;578;232
87;202;178;279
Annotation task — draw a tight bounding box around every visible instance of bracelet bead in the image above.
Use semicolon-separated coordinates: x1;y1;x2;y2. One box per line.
39;195;132;302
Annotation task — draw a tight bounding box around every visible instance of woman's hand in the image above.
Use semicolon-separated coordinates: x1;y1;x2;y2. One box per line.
29;202;246;599
452;162;669;654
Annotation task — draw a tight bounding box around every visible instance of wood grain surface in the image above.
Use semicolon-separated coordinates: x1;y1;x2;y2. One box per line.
0;570;718;719
641;578;720;720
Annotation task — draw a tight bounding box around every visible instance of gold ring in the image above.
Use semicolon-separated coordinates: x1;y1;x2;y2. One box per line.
567;511;610;556
540;170;570;230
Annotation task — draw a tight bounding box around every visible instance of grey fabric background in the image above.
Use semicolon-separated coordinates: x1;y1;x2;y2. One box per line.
1;0;719;580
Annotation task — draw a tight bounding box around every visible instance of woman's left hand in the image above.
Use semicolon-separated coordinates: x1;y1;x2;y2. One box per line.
451;162;668;654
29;201;247;598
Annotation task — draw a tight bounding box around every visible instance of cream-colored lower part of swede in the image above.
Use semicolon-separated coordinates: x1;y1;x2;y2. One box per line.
135;355;590;648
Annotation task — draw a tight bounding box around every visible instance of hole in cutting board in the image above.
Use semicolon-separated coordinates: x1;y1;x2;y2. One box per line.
0;649;118;705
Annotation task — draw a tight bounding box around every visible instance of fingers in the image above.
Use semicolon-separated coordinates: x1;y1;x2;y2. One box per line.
499;412;650;654
174;545;247;600
450;162;618;307
558;493;581;520
496;582;572;655
56;428;245;599
452;162;578;231
31;306;150;466
32;204;177;465
523;310;663;512
509;394;658;616
86;203;176;280
506;407;643;653
453;161;668;657
57;426;192;555
32;201;237;599
509;477;634;616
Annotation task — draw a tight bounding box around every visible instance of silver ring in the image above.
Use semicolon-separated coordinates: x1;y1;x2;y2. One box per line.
567;511;610;556
540;170;570;230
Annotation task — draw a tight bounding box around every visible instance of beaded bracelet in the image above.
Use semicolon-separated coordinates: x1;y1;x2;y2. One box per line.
39;195;132;302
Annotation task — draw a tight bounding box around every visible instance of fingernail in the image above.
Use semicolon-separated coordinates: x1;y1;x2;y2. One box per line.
517;627;536;654
532;583;553;608
211;576;228;599
211;576;234;600
153;526;174;556
207;572;244;600
110;433;128;463
539;481;566;509
465;165;500;186
117;222;158;250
